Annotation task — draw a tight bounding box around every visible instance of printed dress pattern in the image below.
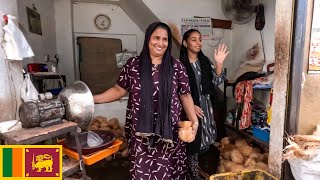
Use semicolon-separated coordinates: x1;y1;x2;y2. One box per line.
117;56;191;180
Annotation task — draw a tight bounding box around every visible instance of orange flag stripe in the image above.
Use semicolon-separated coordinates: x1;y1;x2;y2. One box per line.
12;148;22;177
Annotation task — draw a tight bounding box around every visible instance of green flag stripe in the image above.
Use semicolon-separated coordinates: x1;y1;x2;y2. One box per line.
3;148;13;177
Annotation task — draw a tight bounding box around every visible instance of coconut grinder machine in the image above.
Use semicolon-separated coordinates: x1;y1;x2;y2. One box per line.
19;81;94;129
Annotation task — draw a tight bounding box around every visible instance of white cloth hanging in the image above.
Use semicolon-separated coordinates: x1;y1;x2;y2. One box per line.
2;15;34;60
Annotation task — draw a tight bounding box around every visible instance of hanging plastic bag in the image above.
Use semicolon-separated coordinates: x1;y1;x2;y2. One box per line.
87;131;103;147
20;74;39;102
3;15;34;60
116;49;136;68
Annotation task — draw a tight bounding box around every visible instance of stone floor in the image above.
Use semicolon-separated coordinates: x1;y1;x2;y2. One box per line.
86;157;130;180
81;145;219;180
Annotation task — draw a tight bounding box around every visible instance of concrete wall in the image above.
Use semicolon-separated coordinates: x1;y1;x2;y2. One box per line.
298;0;320;135
231;0;276;74
54;0;75;85
72;2;144;80
0;0;23;121
17;0;57;70
142;0;232;69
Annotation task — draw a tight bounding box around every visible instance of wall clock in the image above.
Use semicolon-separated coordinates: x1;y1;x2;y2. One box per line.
94;14;111;31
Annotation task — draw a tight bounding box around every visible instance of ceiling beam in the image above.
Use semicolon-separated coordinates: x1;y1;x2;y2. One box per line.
72;0;120;6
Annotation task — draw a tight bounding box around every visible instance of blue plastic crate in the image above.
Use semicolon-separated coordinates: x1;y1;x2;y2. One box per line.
252;126;270;143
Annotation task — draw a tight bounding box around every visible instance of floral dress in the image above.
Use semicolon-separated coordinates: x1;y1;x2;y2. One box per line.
117;56;191;180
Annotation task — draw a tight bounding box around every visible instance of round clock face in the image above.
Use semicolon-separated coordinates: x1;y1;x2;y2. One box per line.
94;14;111;31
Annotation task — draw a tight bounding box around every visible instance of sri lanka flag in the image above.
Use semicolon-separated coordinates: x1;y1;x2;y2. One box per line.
0;145;62;179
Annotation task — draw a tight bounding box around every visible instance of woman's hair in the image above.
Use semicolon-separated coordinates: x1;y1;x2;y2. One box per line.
137;22;174;142
179;29;206;65
179;29;211;106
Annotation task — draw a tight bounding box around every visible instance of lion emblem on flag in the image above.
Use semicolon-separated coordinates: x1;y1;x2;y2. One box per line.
32;154;53;172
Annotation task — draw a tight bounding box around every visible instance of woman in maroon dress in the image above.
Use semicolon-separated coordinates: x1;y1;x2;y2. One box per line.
94;22;198;180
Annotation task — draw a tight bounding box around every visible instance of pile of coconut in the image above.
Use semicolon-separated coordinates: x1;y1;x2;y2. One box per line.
218;137;269;173
88;116;129;159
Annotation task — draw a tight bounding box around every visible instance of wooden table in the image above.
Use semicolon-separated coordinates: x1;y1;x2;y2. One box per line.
0;121;88;179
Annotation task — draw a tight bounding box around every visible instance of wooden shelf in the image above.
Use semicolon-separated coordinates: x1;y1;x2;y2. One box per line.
63;156;80;177
253;85;272;91
225;123;269;152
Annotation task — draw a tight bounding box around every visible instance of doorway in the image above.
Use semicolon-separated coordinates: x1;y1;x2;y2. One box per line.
77;37;122;94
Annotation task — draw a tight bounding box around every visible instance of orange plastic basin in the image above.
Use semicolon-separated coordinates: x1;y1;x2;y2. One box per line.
62;139;122;165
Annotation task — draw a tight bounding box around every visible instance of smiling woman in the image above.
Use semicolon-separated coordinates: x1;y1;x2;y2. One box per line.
148;27;168;62
93;22;199;179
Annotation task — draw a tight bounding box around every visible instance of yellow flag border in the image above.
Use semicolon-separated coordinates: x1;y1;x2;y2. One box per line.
0;145;62;180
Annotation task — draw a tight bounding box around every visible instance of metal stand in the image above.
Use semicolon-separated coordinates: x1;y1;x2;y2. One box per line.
0;120;89;179
73;130;87;179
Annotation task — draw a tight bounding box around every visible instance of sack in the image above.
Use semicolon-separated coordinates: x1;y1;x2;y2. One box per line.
288;152;320;180
20;74;39;102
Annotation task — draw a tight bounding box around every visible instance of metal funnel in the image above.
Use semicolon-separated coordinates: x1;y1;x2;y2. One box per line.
58;81;94;129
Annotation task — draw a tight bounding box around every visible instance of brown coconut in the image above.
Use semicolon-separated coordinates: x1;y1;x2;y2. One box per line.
95;116;107;121
178;127;193;142
221;137;230;146
221;159;236;172
229;164;245;172
108;118;120;129
235;139;249;148
244;158;256;167
221;144;235;160
222;151;232;160
249;152;264;162
178;121;192;128
99;121;109;129
99;126;111;131
239;145;253;157
89;124;100;130
231;149;244;164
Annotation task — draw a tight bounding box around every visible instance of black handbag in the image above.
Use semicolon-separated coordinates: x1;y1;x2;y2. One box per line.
255;4;265;31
